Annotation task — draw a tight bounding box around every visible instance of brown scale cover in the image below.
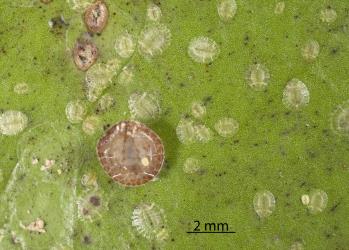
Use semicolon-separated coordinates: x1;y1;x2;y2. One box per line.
96;121;165;186
84;1;109;34
73;39;98;71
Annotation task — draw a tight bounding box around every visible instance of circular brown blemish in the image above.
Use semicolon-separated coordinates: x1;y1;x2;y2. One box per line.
82;207;89;216
84;1;109;34
96;121;165;187
72;38;98;71
83;235;92;244
89;195;101;207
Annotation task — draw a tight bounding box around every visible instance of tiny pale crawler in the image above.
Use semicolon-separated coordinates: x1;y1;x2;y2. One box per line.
217;0;237;21
13;82;29;95
194;124;212;143
282;79;310;110
0;110;28;136
253;190;276;218
176;118;196;144
114;32;135;59
188;37;220;64
274;2;285;15
245;63;270;90
82;115;101;135
85;58;121;102
147;3;162;22
301;194;310;205
183;158;201;174
97;94;115;113
307;189;328;214
84;0;108;33
191;101;206;119
128;92;161;121
301;40;320;61
81;172;98;188
330;100;349;137
214;117;239;137
96;121;165;186
290;241;304;250
67;0;95;10
65;100;87;124
138;24;171;58
320;8;337;23
132;202;169;241
118;64;134;86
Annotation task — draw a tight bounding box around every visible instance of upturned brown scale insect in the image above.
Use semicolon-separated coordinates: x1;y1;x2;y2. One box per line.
84;1;109;34
73;39;98;71
96;121;165;186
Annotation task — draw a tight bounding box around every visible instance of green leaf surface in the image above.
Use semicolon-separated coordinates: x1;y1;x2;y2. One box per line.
1;0;349;249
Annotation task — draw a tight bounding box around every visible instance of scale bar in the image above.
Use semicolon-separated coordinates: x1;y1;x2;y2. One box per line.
187;231;236;234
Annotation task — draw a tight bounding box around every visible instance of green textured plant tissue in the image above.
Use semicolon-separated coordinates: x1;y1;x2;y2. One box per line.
0;0;349;249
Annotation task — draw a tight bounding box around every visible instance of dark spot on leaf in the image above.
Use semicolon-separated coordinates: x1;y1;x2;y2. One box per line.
330;201;340;212
89;196;101;207
83;235;92;244
202;96;212;106
49;16;69;36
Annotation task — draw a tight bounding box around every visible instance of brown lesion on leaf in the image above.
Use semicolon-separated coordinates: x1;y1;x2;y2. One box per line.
84;1;109;34
89;195;101;207
48;16;69;36
83;235;92;244
72;35;99;71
